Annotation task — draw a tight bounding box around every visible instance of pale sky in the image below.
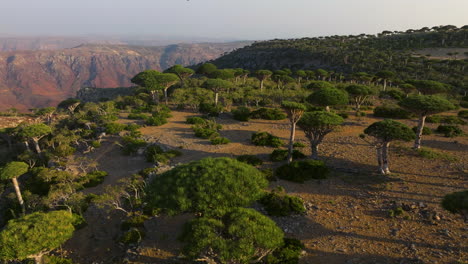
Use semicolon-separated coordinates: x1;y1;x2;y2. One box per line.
1;0;467;40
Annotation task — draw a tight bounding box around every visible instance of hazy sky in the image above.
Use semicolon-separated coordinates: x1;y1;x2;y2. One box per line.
1;0;467;40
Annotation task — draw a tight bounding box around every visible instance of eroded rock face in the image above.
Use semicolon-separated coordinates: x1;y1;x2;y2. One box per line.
0;42;250;110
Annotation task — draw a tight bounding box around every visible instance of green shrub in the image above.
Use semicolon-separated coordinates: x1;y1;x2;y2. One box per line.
416;147;457;161
104;122;127;134
427;115;466;125
121;214;149;231
250;108;287;120
261;168;275;181
145;115;167;126
119;228;145;245
42;256;74;264
146;157;268;216
379;89;405;100
436;125;463;137
460;101;468;108
412;126;432;135
269;149;306;162
199;103;222;117
82;171;108;188
121;135;147;155
232;106;251;121
145;145;182;163
388;207;404;218
236;155;263;166
193;126;219;139
125;123;141;132
293;142;306;148
373;105;412;119
458;110;468;119
127;113;148;120
265;238;305;264
90;140;101;148
275;160;329;183
186;116;206;125
337;112;349;119
260;187;306;216
251;132;283;147
210;137;231;145
441;190;468;220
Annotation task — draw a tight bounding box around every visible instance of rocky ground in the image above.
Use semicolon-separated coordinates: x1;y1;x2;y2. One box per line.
23;109;468;264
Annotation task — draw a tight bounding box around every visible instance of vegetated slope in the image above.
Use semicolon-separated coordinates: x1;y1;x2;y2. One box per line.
0;42;250;110
212;25;468;84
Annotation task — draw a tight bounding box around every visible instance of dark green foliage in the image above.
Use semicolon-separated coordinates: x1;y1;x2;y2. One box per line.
121;214;149;231
388;207;405;218
275;160;329;183
232;107;251;121
337;112;349;119
373;105;413;119
90;141;101;148
416;147;457;161
260;187;306;216
82;171;108;188
379;89;405;100
236;155;263;166
145;115;167;126
119;228;145;245
41;255;74;264
269;149;306;162
307;87;348;107
193;127;219;139
127;113;148;120
441;191;468;219
121;135;147;155
145;145;182;164
407;80;449;95
293;142;306;148
199;102;223;116
460;101;468;108
186;116;207;125
265;238;305;264
146;157;268;216
436;125;463;137
364;119;415;142
180;208;284;264
281;101;307;111
426;115;466;125
196;63;218;75
412;126;432;135
399;95;456;116
250;108;287;120
0;211;75;262
104;122;127;134
210;137;231;145
0;161;28;180
458;110;468;119
306;81;334;90
251;132;283;147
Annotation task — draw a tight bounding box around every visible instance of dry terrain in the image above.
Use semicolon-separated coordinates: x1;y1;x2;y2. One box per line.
55;109;468;264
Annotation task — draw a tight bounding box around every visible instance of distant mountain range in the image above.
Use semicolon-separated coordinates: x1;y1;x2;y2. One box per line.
0;41;250;110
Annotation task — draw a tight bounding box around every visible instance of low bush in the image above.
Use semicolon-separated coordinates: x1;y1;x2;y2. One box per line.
42;256;74;264
458;110;468;119
104;122;127;134
251;132;283;147
250;108;287;120
121;135;147;155
412;126;432;135
186;116;206;125
210;137;231;145
82;171;108;188
145;145;182;163
265;238;305;264
293;142;306;148
270;149;306;162
261;168;275;181
145;115;167;126
275;160;329;183
337;112;349;119
199;103;222;117
441;190;468;219
416;147;457;161
127;113;148;120
121;214;149;231
193;127;219;139
119;228;145;245
426;115;466;125
379;89;405;100
232;106;251;121
373;105;412;119
90;140;101;148
125;123;141;132
436;125;463;137
236;155;263;166
260;187;306;216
